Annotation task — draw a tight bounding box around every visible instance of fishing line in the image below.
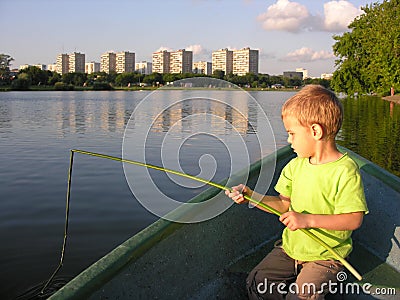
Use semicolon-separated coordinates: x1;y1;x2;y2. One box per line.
42;148;362;294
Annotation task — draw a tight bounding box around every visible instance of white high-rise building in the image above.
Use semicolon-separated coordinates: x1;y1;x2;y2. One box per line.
116;51;135;73
233;48;259;76
152;50;170;74
212;48;233;75
101;52;116;73
56;53;69;74
69;52;85;73
170;49;193;74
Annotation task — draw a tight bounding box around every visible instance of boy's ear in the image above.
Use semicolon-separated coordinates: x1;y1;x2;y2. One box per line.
311;123;323;140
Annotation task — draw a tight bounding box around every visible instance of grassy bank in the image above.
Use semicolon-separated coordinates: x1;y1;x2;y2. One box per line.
383;95;400;104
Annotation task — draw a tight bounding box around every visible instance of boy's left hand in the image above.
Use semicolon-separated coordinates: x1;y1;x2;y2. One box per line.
279;211;310;231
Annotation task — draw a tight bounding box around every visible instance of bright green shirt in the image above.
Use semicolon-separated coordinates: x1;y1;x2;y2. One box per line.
274;153;368;261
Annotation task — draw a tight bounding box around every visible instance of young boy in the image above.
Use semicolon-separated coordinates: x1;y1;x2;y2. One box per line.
225;85;368;299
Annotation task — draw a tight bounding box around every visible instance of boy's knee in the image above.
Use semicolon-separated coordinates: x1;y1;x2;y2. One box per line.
246;271;286;300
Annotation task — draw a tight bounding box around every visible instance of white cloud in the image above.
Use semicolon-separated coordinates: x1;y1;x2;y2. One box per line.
282;47;334;62
185;44;211;60
155;46;173;52
323;1;363;32
185;44;205;55
257;0;363;33
257;0;310;33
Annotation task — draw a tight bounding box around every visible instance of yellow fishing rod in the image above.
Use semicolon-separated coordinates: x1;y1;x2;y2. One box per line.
42;148;362;294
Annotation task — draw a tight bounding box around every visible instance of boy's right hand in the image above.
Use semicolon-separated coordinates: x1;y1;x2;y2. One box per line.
225;184;249;204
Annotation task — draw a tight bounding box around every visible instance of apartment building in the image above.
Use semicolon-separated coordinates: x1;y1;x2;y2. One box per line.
47;64;57;72
296;68;308;79
135;61;152;74
116;51;135;73
152;50;170;74
85;62;100;74
100;52;116;73
321;73;333;80
193;61;212;75
56;53;69;75
283;71;303;80
19;64;47;71
170;49;193;74
212;48;233;75
69;52;85;73
232;48;259;76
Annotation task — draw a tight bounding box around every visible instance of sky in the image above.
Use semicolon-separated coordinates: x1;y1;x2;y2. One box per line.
1;0;379;77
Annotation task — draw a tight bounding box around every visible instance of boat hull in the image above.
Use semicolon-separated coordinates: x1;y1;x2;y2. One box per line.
49;146;400;299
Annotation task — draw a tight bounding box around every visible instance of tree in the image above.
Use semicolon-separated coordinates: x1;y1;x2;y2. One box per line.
332;0;400;95
212;70;225;80
0;54;14;84
115;72;136;87
48;72;61;85
304;78;331;89
11;73;31;90
62;72;87;86
19;66;49;85
143;72;163;86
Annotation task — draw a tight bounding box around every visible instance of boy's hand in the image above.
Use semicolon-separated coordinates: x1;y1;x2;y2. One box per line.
279;211;310;231
225;184;248;204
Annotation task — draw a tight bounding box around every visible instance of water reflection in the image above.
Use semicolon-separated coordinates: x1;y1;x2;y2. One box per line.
150;98;256;135
338;96;400;176
0;93;259;139
0;101;12;133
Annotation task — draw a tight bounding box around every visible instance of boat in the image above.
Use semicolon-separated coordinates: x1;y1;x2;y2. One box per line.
49;145;400;299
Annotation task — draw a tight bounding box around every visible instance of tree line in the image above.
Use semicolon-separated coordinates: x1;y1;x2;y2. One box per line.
0;63;330;91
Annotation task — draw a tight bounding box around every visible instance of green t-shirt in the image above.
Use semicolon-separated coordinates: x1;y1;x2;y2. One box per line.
274;153;368;261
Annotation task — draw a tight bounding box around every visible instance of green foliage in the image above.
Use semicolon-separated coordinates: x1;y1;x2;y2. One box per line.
212;70;225;79
11;73;31;90
142;72;164;86
115;72;142;86
54;82;74;90
48;72;61;85
304;78;331;89
62;72;87;86
19;66;49;86
332;0;400;95
0;54;14;84
92;82;113;90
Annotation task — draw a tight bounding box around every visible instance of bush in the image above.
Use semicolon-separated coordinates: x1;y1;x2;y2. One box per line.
92;82;113;90
11;78;31;90
54;82;74;91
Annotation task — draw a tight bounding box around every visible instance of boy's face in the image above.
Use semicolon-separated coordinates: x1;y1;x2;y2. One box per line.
283;116;316;158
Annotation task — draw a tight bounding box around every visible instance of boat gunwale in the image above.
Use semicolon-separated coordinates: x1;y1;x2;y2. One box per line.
49;145;400;299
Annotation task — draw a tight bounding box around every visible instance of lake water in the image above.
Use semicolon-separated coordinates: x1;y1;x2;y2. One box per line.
0;88;399;299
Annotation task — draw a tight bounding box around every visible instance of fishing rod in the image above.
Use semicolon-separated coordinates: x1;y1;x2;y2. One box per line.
42;149;362;294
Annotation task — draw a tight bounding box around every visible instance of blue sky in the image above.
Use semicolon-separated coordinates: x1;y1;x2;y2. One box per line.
1;0;378;77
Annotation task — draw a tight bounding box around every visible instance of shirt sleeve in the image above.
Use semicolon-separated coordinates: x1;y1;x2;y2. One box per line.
274;159;295;198
334;171;369;215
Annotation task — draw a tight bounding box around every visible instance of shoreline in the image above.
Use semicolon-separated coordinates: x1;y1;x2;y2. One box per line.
382;95;400;104
0;86;298;92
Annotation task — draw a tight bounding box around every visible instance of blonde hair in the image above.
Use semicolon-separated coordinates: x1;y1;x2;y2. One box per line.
282;85;343;139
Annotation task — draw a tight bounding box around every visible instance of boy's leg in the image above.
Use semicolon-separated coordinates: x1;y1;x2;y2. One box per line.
246;243;297;300
286;260;344;300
